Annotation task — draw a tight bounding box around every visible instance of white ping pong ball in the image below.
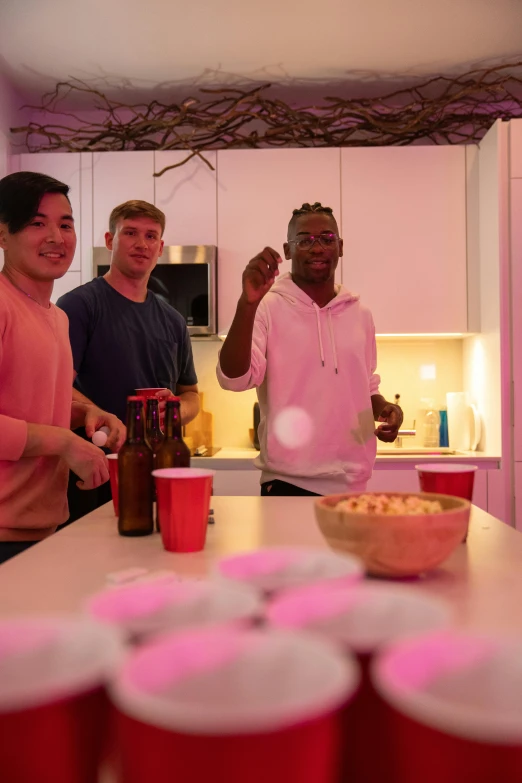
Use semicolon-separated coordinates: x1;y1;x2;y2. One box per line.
92;426;110;447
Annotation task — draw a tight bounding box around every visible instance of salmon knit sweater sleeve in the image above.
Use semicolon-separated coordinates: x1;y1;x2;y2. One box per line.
0;274;73;541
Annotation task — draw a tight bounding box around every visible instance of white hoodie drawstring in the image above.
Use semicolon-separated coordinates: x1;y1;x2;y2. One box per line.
327;308;339;374
313;303;338;372
314;304;325;366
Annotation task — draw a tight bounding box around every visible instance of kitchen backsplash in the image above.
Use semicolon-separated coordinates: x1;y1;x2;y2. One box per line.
191;339;464;449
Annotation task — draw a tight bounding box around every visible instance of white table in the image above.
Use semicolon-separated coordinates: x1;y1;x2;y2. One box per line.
0;498;521;637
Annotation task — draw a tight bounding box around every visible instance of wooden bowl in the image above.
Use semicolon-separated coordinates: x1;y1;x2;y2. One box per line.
314;491;470;578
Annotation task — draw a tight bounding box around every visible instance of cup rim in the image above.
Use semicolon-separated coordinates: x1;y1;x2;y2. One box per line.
110;627;359;734
135;387;168;394
152;468;216;479
415;463;478;473
265;581;453;653
0;616;123;712
107;453;118;461
372;630;522;744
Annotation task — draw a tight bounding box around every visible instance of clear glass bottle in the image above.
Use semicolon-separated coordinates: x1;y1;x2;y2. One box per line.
422;399;441;449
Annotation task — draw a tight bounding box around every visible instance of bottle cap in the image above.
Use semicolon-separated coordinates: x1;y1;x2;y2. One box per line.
166;395;180;402
127;395;145;403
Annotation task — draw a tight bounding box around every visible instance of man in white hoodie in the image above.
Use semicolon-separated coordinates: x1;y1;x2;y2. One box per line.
217;202;403;496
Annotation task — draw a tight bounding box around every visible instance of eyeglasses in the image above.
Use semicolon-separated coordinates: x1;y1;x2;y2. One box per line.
287;233;340;250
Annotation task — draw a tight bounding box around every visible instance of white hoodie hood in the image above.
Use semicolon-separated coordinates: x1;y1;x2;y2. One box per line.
217;273;381;495
269;273;360;374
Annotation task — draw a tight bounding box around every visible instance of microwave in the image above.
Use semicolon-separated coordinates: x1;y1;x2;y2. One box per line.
93;245;217;336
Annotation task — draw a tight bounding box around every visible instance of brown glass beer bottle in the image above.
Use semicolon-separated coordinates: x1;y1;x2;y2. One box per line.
118;396;154;536
155;397;191;470
145;398;164;454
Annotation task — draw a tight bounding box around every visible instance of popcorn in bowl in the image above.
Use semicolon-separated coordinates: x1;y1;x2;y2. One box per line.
336;494;443;516
314;491;471;578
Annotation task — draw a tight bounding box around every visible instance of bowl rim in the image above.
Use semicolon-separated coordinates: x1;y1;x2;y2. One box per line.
314;490;471;516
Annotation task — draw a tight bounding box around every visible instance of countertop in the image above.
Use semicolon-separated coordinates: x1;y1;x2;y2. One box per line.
0;498;519;636
193;447;501;470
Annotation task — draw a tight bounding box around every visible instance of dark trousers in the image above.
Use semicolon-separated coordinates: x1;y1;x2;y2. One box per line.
63;471;112;526
261;479;321;497
0;540;37;565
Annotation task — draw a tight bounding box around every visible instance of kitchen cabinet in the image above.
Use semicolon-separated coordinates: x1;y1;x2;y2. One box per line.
209;460;490;513
515;463;522;531
340;147;467;334
154;151;217;246
92;151;154;246
51;271;81;304
510;119;522;178
19;153;83;272
511;179;522;460
212;470;261;496
216;148;342;332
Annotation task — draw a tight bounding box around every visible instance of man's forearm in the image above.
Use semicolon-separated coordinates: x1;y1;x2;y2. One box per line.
218;296;259;378
179;392;200;425
71;388;96;430
24;423;72;458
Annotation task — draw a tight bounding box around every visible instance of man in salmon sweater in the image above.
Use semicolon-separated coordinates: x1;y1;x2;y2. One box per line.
217;202;403;496
0;172;124;564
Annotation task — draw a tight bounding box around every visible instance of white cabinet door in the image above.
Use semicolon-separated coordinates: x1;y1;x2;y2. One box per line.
472;469;488;513
51;271;81;303
154;151;217;246
515;463;522;532
216;149;342;332
19;153;82;272
510;119;522;178
511;180;522;460
340;147;467;334
0;131;8;180
212;470;261;496
366;470;419;493
92;152;154;246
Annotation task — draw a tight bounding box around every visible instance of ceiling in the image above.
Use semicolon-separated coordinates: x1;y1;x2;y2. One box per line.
1;0;521;102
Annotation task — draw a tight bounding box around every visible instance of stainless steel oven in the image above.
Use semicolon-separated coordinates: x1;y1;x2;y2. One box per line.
93;245;217;336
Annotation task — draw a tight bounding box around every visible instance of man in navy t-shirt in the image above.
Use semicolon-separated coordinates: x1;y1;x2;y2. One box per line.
57;199;199;519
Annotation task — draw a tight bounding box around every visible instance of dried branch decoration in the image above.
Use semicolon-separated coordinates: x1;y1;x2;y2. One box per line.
11;62;522;176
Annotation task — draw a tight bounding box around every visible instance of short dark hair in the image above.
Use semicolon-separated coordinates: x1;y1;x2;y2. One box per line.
109;200;166;236
0;171;70;234
288;202;338;237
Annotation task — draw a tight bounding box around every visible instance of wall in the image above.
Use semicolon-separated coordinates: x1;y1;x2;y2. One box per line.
192;338;464;449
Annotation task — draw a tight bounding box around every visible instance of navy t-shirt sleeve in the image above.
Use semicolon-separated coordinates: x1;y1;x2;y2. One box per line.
56;291;92;375
177;325;198;387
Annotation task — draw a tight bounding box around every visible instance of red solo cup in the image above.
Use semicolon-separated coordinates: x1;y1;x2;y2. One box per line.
107;454;119;517
110;626;360;783
415;463;478;543
373;631;522;783
213;546;364;597
0;616;122;783
152;468;215;553
85;578;262;644
266;582;452;783
135;387;169;399
415;463;478;501
135;388;169;428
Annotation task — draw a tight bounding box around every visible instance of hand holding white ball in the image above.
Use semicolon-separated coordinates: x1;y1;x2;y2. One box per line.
92;426;110;448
